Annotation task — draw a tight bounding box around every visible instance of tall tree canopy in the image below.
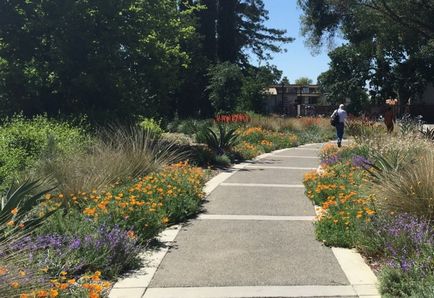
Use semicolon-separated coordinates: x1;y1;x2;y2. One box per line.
294;77;313;85
217;0;293;64
0;0;292;120
0;0;196;119
298;0;434;108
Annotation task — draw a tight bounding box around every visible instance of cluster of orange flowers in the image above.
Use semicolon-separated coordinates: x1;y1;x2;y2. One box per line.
241;127;263;136
260;140;273;147
15;271;110;298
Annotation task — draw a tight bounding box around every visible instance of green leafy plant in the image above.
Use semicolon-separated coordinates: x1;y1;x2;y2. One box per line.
197;123;239;155
139;118;164;136
0;180;55;239
0;115;88;192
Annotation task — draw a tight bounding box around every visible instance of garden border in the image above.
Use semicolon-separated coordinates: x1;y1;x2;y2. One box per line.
312;160;380;298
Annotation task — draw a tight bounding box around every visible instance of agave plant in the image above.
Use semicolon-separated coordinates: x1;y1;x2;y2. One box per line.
197;123;239;155
420;127;434;142
0;180;55;240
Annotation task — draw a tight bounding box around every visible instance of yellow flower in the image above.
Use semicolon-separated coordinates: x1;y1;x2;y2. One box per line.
11;208;19;215
9;281;20;288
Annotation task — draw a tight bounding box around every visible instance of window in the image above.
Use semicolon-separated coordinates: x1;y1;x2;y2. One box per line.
302;87;309;94
308;97;317;104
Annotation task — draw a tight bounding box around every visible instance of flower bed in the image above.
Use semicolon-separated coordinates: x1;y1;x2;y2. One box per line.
304;138;434;296
1;162;205;298
233;126;299;159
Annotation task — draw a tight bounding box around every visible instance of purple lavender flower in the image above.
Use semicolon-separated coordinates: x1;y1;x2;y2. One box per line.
322;155;340;166
351;155;371;168
379;213;434;273
68;238;81;250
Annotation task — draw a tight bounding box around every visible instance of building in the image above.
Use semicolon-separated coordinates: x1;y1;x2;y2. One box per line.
264;84;323;116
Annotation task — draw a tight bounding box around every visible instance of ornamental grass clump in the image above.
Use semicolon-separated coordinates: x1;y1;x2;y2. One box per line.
39;125;185;195
369;150;434;219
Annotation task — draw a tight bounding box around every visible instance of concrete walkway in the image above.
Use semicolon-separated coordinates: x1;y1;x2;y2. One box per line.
110;144;379;298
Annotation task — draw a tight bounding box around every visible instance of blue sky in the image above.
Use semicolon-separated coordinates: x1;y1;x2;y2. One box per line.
248;0;336;84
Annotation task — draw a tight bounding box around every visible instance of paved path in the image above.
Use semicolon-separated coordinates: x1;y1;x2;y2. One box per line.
110;143;379;298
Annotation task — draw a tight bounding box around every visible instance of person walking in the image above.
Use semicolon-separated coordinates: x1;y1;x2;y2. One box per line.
384;106;395;133
331;104;347;147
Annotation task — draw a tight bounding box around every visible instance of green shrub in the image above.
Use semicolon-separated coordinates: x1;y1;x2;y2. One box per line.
166;119;213;136
213;154;231;167
0;115;88;191
139;118;164;135
379;266;434;298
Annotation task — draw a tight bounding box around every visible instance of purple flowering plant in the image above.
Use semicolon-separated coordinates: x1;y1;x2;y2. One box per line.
360;213;434;275
8;223;141;279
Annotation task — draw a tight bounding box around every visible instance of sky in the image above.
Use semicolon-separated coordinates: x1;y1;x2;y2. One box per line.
248;0;338;84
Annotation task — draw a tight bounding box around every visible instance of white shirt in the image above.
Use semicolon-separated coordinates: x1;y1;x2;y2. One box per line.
337;108;347;123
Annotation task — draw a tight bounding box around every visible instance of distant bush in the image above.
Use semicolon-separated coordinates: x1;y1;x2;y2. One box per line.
0;115;88;191
139;118;164;135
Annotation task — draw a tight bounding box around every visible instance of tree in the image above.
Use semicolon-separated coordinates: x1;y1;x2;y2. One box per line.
295;77;313;85
217;0;294;64
298;0;434;109
207;62;244;113
317;45;370;113
280;76;290;85
239;65;282;112
0;0;195;120
197;0;218;62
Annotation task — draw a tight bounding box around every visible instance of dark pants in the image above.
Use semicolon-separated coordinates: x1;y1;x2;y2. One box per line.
336;122;344;144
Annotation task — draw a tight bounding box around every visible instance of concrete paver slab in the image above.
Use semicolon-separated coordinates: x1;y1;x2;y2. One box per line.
144;286;358;298
224;168;307;185
149;220;349;288
274;149;320;157
204;186;315;216
251;157;320;168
